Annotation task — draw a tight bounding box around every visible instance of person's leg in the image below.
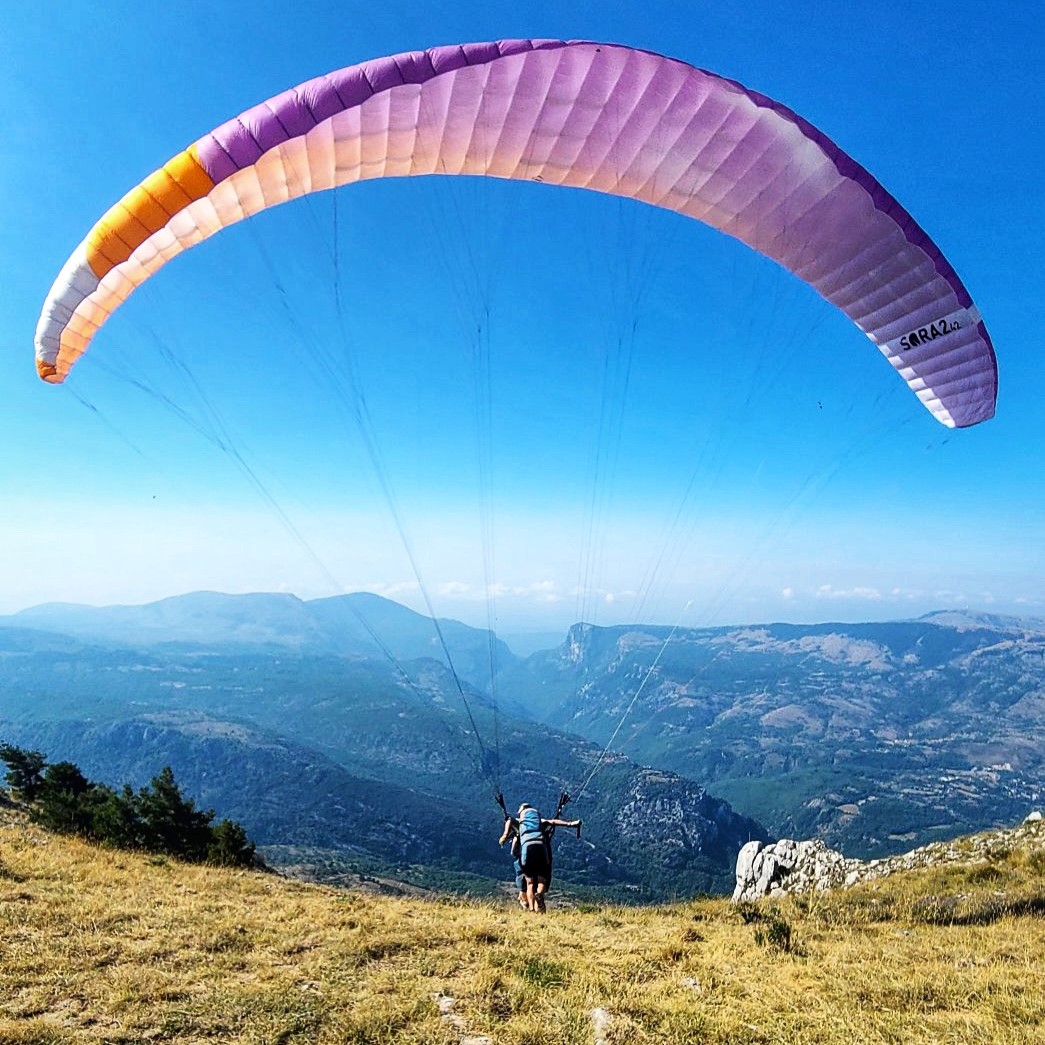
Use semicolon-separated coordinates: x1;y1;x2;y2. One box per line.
532;850;550;913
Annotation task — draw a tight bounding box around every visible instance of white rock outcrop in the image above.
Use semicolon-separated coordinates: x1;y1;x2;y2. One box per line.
733;811;1043;902
733;837;859;901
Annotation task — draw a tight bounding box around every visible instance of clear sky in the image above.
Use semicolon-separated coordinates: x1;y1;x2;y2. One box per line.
1;1;1041;633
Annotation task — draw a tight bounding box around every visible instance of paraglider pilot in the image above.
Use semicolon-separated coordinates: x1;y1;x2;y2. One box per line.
499;802;581;913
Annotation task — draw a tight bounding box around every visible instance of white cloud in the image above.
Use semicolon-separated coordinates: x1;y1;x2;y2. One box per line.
1013;595;1041;606
815;584;882;600
512;580;562;604
438;580;471;596
515;580;557;595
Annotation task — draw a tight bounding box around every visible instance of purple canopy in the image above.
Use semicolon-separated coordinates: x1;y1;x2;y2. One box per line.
36;39;996;427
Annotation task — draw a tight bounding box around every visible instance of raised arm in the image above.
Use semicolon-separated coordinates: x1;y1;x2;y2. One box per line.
498;818;518;846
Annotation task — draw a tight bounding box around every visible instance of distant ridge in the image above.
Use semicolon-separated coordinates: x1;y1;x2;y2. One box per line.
0;590;517;693
916;609;1045;634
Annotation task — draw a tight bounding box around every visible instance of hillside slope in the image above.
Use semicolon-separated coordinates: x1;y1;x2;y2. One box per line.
1;806;1042;1044
0;635;762;898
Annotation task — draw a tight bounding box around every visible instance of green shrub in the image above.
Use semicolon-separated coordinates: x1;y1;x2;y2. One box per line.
754;915;794;953
520;957;569;988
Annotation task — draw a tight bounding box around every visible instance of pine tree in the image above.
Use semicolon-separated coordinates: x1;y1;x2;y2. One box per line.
135;766;215;861
0;743;47;801
90;784;142;849
207;818;257;868
35;761;93;834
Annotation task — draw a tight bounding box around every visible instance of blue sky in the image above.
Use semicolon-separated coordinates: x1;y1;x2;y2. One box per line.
1;1;1041;633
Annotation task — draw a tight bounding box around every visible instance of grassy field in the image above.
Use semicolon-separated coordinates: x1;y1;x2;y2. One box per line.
1;808;1042;1044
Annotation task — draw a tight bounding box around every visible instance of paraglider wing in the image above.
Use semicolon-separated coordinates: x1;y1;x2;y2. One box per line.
35;39;997;427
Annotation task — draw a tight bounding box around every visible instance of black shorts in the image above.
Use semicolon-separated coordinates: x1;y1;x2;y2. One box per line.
520;844;551;886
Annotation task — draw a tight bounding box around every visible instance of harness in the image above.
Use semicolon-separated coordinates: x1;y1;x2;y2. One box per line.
518;807;546;862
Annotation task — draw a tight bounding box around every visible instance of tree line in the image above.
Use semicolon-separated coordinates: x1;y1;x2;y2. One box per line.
0;743;255;868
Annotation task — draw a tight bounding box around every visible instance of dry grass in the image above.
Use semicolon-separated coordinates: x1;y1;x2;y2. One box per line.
1;810;1042;1044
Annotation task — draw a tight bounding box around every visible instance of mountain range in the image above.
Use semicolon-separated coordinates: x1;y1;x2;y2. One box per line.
497;610;1045;855
1;593;1041;888
0;593;762;899
5;590;517;694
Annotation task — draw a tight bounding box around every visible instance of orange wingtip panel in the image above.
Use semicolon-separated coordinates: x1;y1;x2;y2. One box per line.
36;359;62;383
85;146;214;279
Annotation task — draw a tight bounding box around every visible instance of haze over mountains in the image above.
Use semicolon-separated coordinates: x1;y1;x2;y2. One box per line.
6;591;518;694
1;592;1041;893
0;592;760;898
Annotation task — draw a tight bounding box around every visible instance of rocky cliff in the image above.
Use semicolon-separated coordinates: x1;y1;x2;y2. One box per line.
733;811;1043;902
